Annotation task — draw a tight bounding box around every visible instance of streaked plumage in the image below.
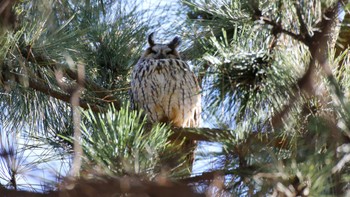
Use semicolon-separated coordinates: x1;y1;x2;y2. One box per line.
130;33;201;128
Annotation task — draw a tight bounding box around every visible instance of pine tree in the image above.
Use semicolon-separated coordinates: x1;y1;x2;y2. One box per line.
1;0;350;196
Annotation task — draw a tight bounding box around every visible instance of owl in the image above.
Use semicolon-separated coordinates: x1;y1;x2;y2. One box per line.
130;33;201;128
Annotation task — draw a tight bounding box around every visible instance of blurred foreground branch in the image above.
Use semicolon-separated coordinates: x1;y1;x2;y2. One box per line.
0;176;204;197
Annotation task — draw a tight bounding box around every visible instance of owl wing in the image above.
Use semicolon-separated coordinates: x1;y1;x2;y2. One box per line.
162;59;200;127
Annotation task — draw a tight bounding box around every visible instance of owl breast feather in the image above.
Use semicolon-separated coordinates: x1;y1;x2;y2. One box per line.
131;59;201;127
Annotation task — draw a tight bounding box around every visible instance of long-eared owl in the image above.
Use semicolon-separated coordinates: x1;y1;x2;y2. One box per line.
130;33;201;128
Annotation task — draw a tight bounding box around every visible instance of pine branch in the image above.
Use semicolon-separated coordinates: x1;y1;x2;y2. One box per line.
335;11;350;69
20;46;121;110
181;170;224;183
170;127;289;149
170;127;220;141
271;2;340;127
294;1;310;41
11;71;103;112
253;12;307;45
1;46;122;112
181;166;258;184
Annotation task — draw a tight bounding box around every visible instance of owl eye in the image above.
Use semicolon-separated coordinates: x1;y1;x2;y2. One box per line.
166;50;174;55
147;47;157;54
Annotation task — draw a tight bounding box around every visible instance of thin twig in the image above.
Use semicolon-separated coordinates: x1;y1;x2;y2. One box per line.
69;63;84;177
258;16;307;45
294;1;310;40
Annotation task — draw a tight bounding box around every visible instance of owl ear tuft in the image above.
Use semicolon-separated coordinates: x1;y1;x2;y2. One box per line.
168;36;181;49
148;33;155;47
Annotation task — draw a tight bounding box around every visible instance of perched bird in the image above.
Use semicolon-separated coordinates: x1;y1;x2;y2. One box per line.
130;33;201;173
130;33;201;128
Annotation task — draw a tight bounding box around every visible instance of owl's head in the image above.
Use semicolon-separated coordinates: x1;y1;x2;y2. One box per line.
141;33;181;60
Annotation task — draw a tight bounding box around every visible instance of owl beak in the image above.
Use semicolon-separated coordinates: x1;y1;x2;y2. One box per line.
156;54;166;59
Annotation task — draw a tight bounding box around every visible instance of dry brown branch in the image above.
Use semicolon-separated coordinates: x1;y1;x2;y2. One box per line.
0;176;205;197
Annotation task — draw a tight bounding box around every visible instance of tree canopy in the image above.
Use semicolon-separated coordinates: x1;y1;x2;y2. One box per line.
1;0;350;196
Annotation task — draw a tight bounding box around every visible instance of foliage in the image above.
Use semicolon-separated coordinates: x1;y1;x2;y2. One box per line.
182;0;350;196
1;0;350;196
79;103;173;177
